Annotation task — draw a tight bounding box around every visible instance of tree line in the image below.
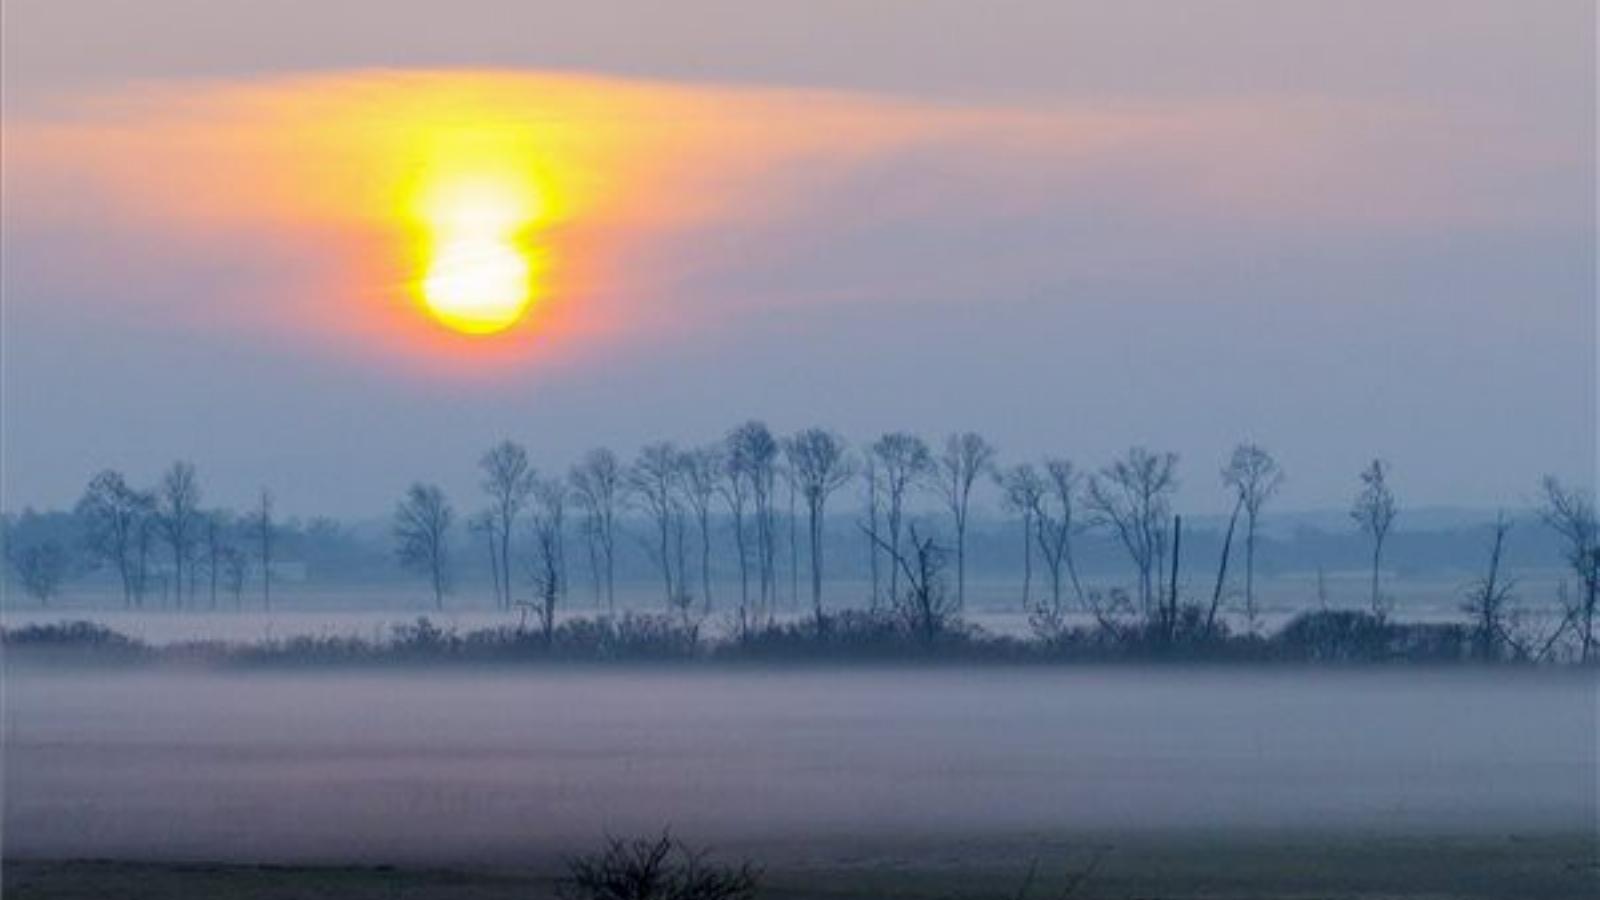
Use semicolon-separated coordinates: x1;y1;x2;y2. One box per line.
7;424;1596;662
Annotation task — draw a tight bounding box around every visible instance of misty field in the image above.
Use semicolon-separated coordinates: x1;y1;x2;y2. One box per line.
5;662;1595;898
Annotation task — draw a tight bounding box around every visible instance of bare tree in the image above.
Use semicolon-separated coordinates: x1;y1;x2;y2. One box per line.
1460;513;1514;662
866;524;954;643
251;489;275;610
861;457;884;609
934;432;997;611
155;461;202;609
8;539;72;606
1000;464;1046;610
1351;459;1398;619
718;444;754;634
1539;477;1598;662
569;448;622;613
677;445;722;613
871;432;932;603
202;510;233;610
219;545;249;608
1033;459;1086;610
75;470;152;608
1221;443;1283;626
525;475;568;643
480;441;536;611
786;428;855;628
1084;448;1179;614
630;442;684;606
394;482;454;609
728;421;780;615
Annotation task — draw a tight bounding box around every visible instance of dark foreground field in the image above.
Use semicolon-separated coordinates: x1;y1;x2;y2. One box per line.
6;832;1596;899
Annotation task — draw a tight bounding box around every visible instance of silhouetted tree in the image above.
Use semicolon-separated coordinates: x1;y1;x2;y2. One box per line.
155;462;202;609
219;544;249;608
570;448;622;612
934;432;996;611
251;489;275;610
394;482;453;609
1539;476;1598;662
677;445;721;612
8;539;71;606
868;524;953;643
526;474;568;642
861;457;884;609
1034;459;1086;610
1460;513;1514;661
1085;448;1178;614
480;441;536;611
1000;464;1045;610
728;421;780;615
202;510;232;610
786;428;854;628
1222;443;1283;627
75;470;153;608
871;432;932;602
630;442;684;606
1351;459;1398;619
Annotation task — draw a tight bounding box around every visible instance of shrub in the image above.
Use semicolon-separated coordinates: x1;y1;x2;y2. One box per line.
561;831;760;900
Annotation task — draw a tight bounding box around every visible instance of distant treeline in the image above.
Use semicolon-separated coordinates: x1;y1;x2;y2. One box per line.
4;424;1597;661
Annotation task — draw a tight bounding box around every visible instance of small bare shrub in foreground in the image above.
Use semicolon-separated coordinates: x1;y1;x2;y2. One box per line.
562;831;760;900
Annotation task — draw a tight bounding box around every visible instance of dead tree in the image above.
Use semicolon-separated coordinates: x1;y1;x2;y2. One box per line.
1000;464;1046;611
934;432;997;611
786;428;854;629
569;448;622;613
1084;447;1178;615
394;482;454;610
717;445;754;635
155;461;202;609
1539;477;1598;662
1460;513;1514;661
1351;459;1398;619
871;432;932;603
479;441;536;611
1206;494;1243;635
1221;443;1283;627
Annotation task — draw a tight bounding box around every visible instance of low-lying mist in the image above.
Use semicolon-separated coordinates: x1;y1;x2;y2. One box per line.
4;665;1592;865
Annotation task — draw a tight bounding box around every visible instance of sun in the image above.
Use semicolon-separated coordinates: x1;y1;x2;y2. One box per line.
409;169;553;336
421;236;532;335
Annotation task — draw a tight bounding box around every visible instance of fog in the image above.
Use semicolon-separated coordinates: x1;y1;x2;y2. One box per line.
5;666;1592;865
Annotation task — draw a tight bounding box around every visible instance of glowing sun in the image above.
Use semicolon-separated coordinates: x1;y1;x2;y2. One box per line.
410;169;552;336
421;236;531;335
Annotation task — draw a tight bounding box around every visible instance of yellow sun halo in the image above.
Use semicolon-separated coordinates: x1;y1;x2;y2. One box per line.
420;236;532;335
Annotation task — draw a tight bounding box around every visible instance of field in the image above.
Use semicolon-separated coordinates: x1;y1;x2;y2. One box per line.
4;662;1594;898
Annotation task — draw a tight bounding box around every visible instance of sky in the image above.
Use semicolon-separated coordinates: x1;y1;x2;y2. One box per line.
2;0;1594;519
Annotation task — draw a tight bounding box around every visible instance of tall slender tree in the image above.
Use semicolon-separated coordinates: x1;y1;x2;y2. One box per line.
155;462;202;609
1221;443;1283;626
75;470;151;608
479;441;535;610
569;448;622;613
934;432;996;611
629;442;684;605
1539;477;1598;661
786;428;854;628
1000;464;1045;611
1350;459;1398;618
871;432;932;603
